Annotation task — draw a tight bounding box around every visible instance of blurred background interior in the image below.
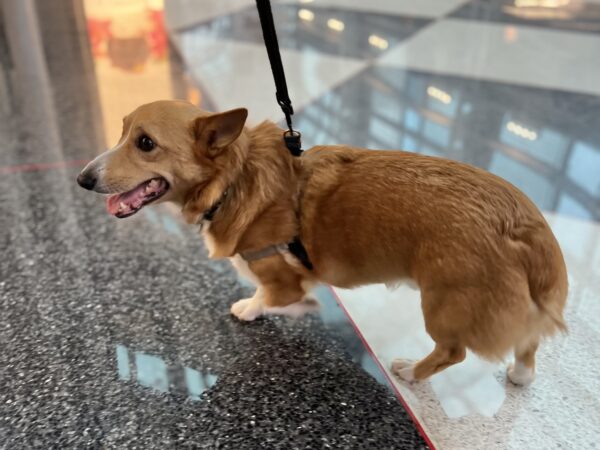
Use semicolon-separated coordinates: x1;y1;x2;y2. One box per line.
0;0;598;449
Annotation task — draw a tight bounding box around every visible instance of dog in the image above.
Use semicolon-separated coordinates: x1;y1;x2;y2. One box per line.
77;100;568;385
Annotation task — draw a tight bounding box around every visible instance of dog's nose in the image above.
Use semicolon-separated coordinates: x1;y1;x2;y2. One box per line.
77;172;97;190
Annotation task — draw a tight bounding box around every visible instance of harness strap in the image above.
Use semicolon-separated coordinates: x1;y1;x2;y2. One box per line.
199;191;314;271
240;237;314;271
240;244;288;262
255;0;302;156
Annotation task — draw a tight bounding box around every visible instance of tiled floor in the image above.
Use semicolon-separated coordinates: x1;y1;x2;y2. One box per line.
1;0;599;448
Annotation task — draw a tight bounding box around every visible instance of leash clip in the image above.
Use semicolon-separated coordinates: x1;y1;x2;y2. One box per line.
284;129;302;156
257;0;302;157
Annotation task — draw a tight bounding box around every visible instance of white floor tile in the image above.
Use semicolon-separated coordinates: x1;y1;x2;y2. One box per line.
334;211;600;450
378;18;600;96
276;0;470;19
172;35;367;124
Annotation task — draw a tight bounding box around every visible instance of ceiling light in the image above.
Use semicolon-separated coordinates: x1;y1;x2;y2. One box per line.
506;121;538;140
368;34;389;50
327;18;345;32
426;86;452;105
298;8;314;21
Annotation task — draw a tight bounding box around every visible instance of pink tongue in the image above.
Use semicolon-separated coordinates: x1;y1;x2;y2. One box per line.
106;182;149;216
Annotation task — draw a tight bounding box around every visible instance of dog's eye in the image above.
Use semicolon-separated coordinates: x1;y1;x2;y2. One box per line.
137;135;156;152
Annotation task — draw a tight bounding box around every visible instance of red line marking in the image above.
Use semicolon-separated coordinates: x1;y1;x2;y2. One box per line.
328;286;438;450
0;159;90;175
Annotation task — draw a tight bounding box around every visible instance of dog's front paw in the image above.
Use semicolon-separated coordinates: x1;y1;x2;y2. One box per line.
391;359;416;382
230;298;264;321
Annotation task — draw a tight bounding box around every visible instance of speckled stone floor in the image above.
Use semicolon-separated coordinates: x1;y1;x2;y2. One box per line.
0;167;428;449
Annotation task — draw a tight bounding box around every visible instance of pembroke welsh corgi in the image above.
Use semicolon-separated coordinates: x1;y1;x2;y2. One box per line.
77;100;567;385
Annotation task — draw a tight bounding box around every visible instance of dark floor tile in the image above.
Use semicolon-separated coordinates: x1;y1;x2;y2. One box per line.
291;66;600;220
0;167;428;449
451;0;600;34
177;4;430;60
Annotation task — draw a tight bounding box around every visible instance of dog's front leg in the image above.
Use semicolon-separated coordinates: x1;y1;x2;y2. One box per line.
230;282;319;321
230;256;319;321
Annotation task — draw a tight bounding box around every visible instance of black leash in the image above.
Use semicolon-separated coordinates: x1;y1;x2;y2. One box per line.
255;0;302;157
252;0;313;271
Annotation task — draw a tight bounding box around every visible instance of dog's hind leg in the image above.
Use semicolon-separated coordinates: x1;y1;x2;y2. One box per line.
507;338;538;386
392;286;469;382
392;344;466;382
263;282;320;318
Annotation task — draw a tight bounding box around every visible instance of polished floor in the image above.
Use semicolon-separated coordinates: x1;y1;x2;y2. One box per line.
1;0;599;448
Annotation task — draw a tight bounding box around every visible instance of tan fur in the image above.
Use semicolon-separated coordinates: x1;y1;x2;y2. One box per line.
80;100;568;384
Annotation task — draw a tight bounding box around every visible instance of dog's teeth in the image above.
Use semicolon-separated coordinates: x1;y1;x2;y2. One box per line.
149;179;158;188
119;202;127;211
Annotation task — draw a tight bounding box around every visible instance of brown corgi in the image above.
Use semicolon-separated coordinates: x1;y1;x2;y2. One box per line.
77;100;568;385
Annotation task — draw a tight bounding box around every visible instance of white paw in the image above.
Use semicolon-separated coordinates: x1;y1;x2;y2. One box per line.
230;298;264;321
391;359;416;382
507;361;535;386
266;297;321;318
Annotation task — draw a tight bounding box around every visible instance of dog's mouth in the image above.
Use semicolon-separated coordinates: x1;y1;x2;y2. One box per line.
106;177;169;218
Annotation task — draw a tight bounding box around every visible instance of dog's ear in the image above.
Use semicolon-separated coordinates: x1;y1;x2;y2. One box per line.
193;108;248;151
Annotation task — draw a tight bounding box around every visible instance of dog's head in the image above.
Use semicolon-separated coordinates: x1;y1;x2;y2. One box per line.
77;100;247;219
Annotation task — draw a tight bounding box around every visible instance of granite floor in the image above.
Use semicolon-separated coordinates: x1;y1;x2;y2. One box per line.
1;0;599;448
0;168;426;449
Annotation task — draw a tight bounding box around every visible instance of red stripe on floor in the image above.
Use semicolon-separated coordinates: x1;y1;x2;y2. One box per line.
328;286;438;450
0;159;90;175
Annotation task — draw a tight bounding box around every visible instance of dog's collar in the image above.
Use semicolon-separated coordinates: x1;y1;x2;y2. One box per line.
199;188;228;227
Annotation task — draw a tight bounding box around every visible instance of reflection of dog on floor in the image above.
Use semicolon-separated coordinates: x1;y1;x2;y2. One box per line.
77;100;568;386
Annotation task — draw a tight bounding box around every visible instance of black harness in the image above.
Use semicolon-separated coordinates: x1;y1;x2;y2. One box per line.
201;193;313;271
